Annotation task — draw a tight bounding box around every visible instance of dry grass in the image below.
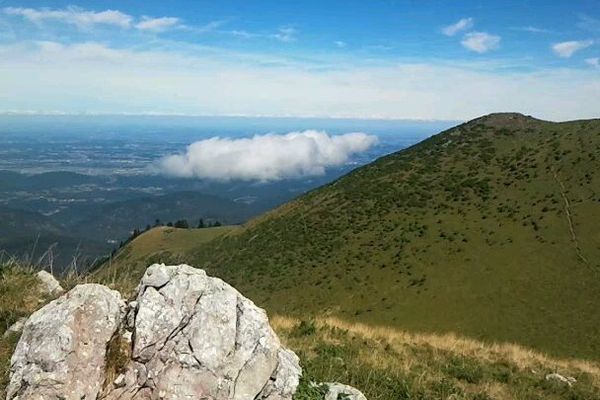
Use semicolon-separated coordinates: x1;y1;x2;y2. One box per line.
272;315;600;399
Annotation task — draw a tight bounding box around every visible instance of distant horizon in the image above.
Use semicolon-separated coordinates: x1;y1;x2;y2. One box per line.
1;1;599;121
2;110;599;124
0;110;462;123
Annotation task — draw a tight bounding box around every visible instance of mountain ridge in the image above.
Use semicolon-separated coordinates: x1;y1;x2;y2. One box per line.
97;113;600;360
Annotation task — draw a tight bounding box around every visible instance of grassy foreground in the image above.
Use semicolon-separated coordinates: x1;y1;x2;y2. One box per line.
2;265;600;399
280;316;600;400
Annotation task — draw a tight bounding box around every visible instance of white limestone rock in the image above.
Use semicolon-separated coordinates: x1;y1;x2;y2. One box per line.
35;270;64;296
6;284;125;400
325;382;368;400
105;263;301;400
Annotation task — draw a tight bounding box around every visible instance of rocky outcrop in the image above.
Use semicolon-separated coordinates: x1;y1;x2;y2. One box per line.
105;264;300;400
7;284;125;400
7;264;302;400
325;382;367;400
35;270;64;296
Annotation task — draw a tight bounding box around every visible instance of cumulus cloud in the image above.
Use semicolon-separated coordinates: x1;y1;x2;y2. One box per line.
442;18;473;36
135;17;180;32
159;131;378;181
461;32;501;53
2;6;133;29
552;40;593;58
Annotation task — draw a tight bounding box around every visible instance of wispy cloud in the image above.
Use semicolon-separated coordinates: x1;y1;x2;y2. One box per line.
2;6;132;29
442;18;473;36
552;40;593;58
2;41;599;121
159;131;378;181
577;14;600;33
2;6;183;33
511;26;551;34
271;26;297;42
334;41;346;48
227;26;298;43
135;16;180;32
461;32;501;53
585;57;599;68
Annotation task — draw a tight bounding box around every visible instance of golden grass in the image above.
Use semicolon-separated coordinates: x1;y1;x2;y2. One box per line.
271;315;600;382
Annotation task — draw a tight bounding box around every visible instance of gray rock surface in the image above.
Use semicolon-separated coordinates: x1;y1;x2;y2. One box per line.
35;270;64;296
7;264;302;400
325;382;368;400
6;284;125;400
105;264;301;400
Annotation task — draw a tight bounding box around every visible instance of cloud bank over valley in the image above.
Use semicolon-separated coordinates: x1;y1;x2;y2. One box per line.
159;131;378;181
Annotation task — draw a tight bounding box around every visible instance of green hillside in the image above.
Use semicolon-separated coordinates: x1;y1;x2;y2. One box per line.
100;113;600;361
94;225;237;293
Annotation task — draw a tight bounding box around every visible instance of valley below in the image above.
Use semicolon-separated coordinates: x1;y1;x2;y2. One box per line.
1;113;599;399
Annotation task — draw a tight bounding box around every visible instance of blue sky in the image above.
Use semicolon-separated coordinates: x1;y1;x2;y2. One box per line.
0;0;599;120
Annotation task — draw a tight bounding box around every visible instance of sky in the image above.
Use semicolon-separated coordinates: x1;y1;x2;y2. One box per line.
0;0;599;121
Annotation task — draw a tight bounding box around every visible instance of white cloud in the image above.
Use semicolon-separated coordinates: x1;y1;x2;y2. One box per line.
135;17;180;32
512;26;550;34
334;41;347;48
273;27;297;42
585;57;599;67
552;40;593;58
2;6;133;29
158;131;378;181
461;32;501;53
577;14;600;33
271;27;297;42
1;41;600;121
442;18;473;36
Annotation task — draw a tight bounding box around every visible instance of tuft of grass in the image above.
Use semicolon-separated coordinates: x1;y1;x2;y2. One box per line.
291;320;317;337
102;331;130;391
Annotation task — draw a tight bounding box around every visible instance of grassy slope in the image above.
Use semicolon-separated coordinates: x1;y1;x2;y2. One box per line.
183;113;600;361
93;225;238;295
96;113;600;361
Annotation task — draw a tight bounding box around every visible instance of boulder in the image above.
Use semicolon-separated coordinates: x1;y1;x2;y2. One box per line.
325;382;367;400
6;264;302;400
104;264;301;400
35;270;64;296
6;284;125;400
